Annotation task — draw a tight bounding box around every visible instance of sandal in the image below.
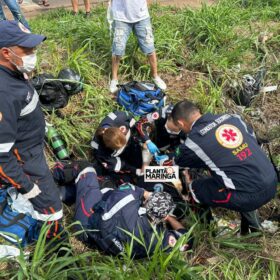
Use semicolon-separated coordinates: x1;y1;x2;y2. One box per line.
38;0;50;7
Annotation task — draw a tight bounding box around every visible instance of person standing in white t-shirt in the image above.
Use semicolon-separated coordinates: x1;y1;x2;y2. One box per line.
109;0;167;93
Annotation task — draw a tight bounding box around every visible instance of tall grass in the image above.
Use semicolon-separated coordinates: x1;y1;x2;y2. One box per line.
1;1;277;279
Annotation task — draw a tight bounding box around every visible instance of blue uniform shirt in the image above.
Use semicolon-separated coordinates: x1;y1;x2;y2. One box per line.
175;113;277;192
0;65;45;194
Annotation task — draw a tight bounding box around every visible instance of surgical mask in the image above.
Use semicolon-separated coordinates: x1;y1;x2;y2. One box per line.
165;123;181;135
9;48;37;73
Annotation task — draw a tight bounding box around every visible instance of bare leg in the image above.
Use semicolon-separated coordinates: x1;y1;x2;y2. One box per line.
148;51;167;90
147;51;158;78
84;0;90;13
71;0;78;13
112;55;121;81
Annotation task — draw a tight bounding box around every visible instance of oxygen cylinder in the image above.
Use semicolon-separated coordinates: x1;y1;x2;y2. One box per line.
45;124;69;160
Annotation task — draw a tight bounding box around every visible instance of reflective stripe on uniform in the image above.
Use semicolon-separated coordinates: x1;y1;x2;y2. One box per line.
20;90;39;117
22;183;41;199
108;112;117;120
114;157;122;172
75;167;96;184
129;118;136;127
32;208;63;221
102;194;135;221
189;182;200;203
185;138;236;190
101;188;114;194
91;140;99;149
0;142;14;153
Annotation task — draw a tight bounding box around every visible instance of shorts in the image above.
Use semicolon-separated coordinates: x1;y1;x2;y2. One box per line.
190;177;277;212
112;17;155;56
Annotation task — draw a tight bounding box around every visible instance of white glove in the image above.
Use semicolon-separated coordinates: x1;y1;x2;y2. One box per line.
136;169;144;176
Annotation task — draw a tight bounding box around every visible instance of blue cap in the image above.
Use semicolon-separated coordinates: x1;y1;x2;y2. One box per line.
0;20;46;49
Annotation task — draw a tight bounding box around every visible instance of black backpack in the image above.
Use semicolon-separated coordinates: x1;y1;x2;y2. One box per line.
31;74;69;111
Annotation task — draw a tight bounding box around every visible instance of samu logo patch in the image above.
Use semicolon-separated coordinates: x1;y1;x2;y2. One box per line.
215;124;243;149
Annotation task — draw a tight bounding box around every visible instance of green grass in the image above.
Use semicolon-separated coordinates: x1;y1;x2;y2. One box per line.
1;0;279;279
30;0;280;159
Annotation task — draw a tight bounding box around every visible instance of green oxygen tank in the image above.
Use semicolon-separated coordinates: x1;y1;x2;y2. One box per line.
45;123;69;160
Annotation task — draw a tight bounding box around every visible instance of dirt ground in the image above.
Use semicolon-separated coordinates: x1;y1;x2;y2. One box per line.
162;68;202;100
5;0;215;19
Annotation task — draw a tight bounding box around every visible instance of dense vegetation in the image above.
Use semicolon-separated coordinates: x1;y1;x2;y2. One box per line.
0;0;279;279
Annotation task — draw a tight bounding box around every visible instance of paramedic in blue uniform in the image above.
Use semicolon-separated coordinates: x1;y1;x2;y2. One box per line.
53;162;191;258
171;100;277;233
136;104;186;153
0;21;63;238
91;110;162;177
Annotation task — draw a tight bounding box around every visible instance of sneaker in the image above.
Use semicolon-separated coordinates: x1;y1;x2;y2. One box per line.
85;12;91;18
153;76;167;90
109;79;119;93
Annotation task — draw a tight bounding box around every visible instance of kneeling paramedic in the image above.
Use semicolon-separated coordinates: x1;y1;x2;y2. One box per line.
91;111;160;178
0;21;63;238
136;104;186;153
171;100;278;234
53;162;192;258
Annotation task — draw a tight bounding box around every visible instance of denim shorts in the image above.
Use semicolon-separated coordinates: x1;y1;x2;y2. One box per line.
112;17;155;56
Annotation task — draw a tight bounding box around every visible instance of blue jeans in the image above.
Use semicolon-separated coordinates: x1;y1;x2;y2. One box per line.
112;17;155;56
0;0;30;29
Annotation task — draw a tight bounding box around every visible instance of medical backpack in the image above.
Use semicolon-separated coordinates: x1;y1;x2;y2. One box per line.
0;188;38;247
117;81;166;116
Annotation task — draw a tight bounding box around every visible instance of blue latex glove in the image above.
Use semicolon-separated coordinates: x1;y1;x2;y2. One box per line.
146;140;160;155
155;154;169;165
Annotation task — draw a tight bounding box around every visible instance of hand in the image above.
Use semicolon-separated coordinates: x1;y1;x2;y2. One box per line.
143;190;152;201
146;140;159;155
136;169;144;176
183;169;192;185
155;154;169;165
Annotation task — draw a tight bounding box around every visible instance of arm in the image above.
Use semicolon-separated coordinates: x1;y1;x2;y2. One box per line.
165;215;185;231
92;135;138;174
135;117;153;143
174;143;206;168
93;147;136;174
97;153;137;174
136;116;160;155
0;95;38;197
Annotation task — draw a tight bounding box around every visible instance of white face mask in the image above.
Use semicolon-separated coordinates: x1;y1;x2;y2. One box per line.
9;48;37;73
164;123;181;135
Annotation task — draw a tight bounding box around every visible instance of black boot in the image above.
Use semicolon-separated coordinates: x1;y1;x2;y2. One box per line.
240;210;262;235
53;160;93;185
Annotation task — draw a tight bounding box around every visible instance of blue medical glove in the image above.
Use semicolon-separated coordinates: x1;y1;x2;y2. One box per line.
155;154;169;165
146;140;160;155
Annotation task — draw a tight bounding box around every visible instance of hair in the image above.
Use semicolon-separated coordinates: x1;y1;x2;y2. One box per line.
171;100;200;124
95;127;126;150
